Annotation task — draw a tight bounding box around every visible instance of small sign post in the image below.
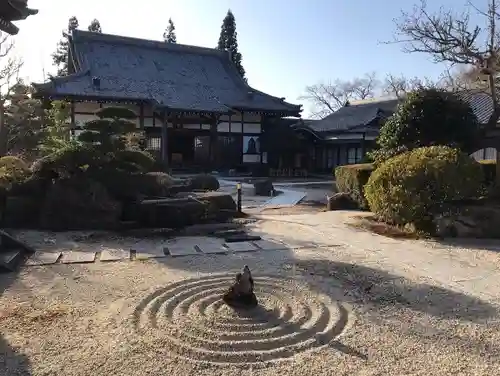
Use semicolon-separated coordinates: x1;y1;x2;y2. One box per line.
236;183;242;213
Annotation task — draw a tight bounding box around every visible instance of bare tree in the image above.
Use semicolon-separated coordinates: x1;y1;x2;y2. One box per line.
300;72;378;118
391;0;500;128
382;74;436;98
0;33;23;156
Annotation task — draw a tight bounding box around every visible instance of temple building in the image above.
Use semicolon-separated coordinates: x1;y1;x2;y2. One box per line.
33;30;302;172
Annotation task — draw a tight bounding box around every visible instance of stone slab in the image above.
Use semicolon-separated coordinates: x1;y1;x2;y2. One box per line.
25;251;61;266
253;239;288;251
100;249;130;262
224;241;258;252
165;238;200;256
197;239;228;254
281;240;319;249
60;251;96;264
135;247;167;260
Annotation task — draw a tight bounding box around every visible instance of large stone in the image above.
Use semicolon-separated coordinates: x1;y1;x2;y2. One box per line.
136;192;237;229
253;179;275;196
223;265;258;308
433;202;500;238
326;192;358;211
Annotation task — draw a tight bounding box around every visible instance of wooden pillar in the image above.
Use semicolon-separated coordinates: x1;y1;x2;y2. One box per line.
161;111;168;167
361;132;366;160
209;115;218;169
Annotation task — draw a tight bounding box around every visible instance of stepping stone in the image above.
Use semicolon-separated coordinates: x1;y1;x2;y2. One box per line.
253;239;288;251
134;246;167;260
60;251;96;264
25;251;61;266
165;238;199;256
100;249;130;262
196;239;228;254
224;241;258;252
282;241;318;249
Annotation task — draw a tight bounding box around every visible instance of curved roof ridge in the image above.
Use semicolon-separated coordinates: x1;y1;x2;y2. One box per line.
71;29;228;57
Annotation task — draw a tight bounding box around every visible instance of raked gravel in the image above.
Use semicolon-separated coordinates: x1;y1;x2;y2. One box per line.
1;211;500;375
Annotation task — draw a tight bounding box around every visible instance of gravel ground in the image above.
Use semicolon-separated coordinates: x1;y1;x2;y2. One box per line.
1;212;500;375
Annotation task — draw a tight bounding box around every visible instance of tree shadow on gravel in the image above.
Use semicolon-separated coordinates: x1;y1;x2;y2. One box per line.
431;237;500;253
292;258;498;323
0;271;33;375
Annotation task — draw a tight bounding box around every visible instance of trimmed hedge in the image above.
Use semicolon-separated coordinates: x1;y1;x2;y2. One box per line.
364;146;483;230
334;163;374;209
0;156;30;190
39;177;121;230
478;159;496;186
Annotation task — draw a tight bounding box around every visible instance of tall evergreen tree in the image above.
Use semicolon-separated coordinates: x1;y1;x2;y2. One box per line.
217;10;245;80
88;19;102;33
52;16;79;77
163;18;177;43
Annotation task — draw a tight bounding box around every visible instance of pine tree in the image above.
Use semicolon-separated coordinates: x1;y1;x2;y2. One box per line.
217;10;245;80
163;18;177;43
88;19;102;33
52;16;79;76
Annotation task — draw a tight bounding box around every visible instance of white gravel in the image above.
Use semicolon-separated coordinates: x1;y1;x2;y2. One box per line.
0;211;499;375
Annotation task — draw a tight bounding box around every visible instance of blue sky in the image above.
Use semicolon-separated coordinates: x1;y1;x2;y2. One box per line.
12;0;487;116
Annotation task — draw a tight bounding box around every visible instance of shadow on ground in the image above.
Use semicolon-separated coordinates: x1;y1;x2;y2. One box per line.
156;246;497;323
292;258;497;323
432;237;500;253
0;271;33;375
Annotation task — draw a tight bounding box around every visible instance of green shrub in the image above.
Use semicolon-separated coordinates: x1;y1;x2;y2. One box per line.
370;88;479;162
364;146;483;230
335;163;374;209
189;174;220;191
0;156;28;171
0;156;30;189
139;172;175;197
87;169;175;201
31;144;97;179
478;159;496;186
9;175;49;197
112;149;155;173
39;177;121;230
2;196;41;228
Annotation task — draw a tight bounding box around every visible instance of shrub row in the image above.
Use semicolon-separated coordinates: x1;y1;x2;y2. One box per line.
365;146;483;231
334;163;374;209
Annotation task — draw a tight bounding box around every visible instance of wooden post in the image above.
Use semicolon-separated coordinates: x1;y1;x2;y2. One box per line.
236;183;242;213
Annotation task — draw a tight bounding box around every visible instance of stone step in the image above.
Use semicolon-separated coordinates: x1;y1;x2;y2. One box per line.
0;249;23;272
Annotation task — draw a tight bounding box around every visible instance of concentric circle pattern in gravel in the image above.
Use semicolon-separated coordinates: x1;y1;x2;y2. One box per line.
131;274;350;366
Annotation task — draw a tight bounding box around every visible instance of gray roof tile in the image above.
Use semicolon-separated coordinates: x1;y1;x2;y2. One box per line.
34;30;301;115
309;98;399;133
304;92;497;134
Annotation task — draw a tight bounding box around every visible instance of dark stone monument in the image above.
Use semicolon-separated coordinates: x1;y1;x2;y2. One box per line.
223;265;258;308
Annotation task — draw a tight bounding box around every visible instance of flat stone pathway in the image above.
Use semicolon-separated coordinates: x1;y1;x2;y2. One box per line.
25;251;61;266
20;236;341;267
60;251;96;264
100;249;130;262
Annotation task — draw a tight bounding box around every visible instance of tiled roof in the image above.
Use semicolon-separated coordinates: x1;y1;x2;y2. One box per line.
300;91;497;135
308;98;399;133
33;30;301;115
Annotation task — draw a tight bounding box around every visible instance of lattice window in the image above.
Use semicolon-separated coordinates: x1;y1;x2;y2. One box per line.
146;137;161;150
